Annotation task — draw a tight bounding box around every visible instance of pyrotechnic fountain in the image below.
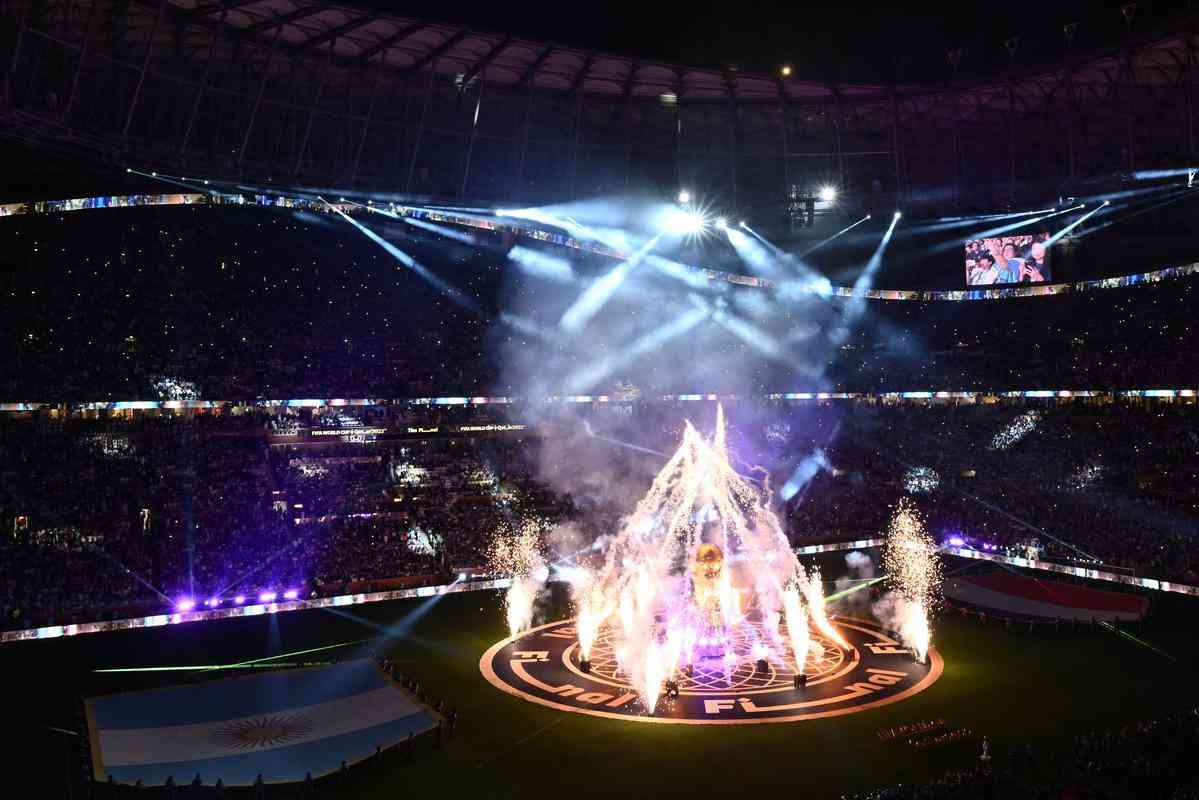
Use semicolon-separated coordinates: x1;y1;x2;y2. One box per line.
879;500;941;663
489;518;550;638
568;406;842;714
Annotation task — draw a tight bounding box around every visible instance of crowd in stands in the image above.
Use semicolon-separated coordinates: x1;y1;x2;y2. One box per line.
0;201;1197;630
2;204;1199;402
0;394;1194;630
773;400;1199;582
0;414;570;630
846;707;1199;799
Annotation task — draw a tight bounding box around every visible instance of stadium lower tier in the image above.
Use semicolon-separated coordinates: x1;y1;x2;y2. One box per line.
6;568;1198;799
2;399;1195;631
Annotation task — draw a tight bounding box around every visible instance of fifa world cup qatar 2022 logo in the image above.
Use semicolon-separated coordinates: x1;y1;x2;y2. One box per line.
480;615;942;725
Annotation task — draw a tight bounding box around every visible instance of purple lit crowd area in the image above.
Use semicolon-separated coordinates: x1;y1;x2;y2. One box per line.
3;395;1196;636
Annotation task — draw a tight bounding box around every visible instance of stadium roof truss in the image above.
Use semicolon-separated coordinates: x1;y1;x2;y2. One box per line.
2;0;1198;208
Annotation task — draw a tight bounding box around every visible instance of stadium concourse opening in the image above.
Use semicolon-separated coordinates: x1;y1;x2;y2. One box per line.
3;1;1199;798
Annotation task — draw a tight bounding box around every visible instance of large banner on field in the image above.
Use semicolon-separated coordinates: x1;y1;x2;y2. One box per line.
87;660;438;786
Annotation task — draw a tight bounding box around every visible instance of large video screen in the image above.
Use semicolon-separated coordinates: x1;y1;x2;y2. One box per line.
965;232;1051;286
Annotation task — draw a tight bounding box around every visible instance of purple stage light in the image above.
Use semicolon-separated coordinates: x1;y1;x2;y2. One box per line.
176;598;195;611
283;589;298;600
260;591;277;603
234;595;245;605
946;535;965;547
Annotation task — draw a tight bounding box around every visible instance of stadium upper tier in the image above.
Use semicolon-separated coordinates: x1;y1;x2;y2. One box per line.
4;2;1199;207
5;190;1198;300
1;202;1197;400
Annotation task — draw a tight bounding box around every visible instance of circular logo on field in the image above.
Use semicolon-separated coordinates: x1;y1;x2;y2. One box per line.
480;616;942;724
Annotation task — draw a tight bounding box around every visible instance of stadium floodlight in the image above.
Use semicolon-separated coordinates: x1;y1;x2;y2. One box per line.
176;598;195;611
125;167;131;173
739;220;747;228
819;186;838;203
1102;200;1111;206
678;189;691;204
715;217;728;230
150;172;157;177
458;572;467;580
894;210;902;219
663;207;706;234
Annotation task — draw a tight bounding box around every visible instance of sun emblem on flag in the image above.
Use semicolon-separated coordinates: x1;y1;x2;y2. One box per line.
212;714;315;749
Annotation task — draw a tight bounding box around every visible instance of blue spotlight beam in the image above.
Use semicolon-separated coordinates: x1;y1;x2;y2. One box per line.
401;215;481;244
322;199;485;316
1046;203;1106;246
507;245;576;284
925;205;1082;256
563;300;709;392
213;536;308;598
1070;188;1195;239
87;545;173;605
835;211;901;333
724;227;789;282
558;233;662;333
780;449;831;501
582;420;670;458
711;307;785;359
902;209;1057;236
739;223;788;258
321;575;467;648
1131;167;1197;181
800;214;872;256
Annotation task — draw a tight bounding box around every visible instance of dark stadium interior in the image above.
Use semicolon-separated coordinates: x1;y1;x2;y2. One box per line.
2;2;1199;799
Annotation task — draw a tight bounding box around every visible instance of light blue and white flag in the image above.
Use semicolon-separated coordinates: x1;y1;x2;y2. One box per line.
87;660;436;786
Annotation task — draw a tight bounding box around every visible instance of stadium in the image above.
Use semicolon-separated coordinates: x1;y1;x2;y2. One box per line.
2;1;1198;797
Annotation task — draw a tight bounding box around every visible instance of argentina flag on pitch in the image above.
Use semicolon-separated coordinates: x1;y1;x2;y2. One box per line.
86;660;438;785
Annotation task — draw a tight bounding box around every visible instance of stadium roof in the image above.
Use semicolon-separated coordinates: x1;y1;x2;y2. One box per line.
135;1;1197;110
6;1;1198;201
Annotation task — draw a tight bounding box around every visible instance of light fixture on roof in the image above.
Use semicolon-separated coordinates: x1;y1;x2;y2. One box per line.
781;65;792;77
663;207;706;235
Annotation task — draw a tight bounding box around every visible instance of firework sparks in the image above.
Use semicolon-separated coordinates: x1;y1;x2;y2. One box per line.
572;405;833;714
902;466;940;494
880;500;942;661
988;410;1041;450
490;517;550;637
781;582;810;672
1062;460;1104;491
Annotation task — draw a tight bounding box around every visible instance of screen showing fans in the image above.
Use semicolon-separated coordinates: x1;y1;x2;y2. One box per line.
965;232;1051;286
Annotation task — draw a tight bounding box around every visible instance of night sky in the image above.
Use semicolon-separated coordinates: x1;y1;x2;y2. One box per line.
361;0;1195;83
